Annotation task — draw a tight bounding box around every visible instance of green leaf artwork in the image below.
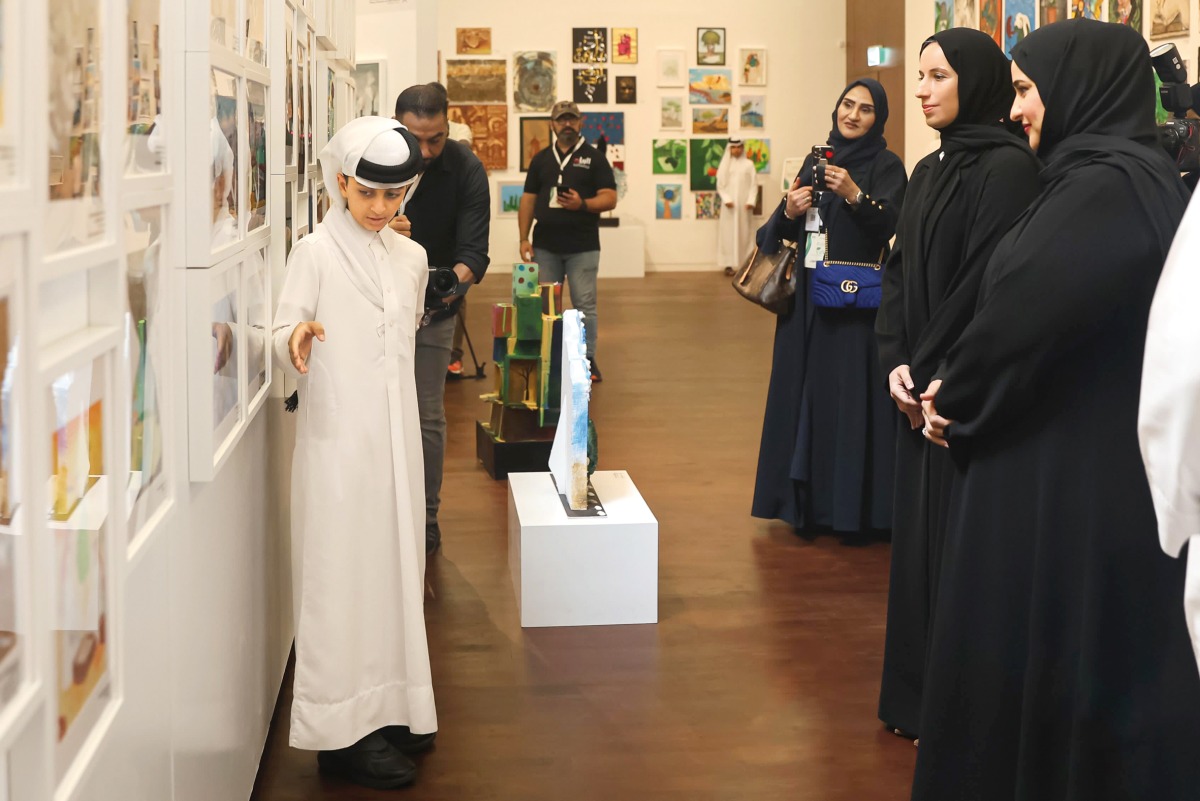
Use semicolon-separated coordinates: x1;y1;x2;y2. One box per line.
745;138;771;174
652;139;687;175
689;138;727;191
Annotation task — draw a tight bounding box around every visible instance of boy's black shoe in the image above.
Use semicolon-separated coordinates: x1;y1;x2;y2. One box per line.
381;725;438;754
317;731;417;789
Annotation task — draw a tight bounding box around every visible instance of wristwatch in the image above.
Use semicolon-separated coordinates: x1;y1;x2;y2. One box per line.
847;190;865;208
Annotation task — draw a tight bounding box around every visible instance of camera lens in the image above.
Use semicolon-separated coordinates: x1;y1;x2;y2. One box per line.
429;267;460;298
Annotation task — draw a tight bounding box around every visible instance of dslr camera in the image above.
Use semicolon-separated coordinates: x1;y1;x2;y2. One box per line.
426;266;460;306
811;145;835;199
1150;43;1200;177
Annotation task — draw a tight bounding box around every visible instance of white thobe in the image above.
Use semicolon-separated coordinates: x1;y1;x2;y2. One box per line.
1139;190;1200;677
716;156;758;269
273;212;435;749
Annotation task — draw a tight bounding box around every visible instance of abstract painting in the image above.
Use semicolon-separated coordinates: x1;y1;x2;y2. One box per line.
1110;0;1143;28
697;27;726;65
656;184;683;220
935;0;953;31
1005;0;1036;55
745;138;771;174
955;0;977;27
615;76;637;104
448;104;507;171
689;69;733;104
657;49;686;87
980;0;1003;46
612;28;638;63
1070;0;1103;18
692;107;729;135
660;97;684;130
573;28;607;63
445;59;506;104
1151;0;1189;37
580;111;624;147
456;27;492;55
520;116;552;171
652;139;687;175
497;181;524;218
740;48;767;86
573;68;608;104
1040;0;1067;24
694;191;721;220
514;51;556;112
740;96;765;129
689;138;726;191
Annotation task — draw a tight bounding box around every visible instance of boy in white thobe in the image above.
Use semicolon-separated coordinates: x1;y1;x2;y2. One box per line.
272;116;436;790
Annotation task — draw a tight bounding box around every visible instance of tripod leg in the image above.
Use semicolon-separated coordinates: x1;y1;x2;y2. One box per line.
457;305;487;379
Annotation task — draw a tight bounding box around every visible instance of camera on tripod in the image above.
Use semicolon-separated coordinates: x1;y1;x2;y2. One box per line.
426;266;460;304
1150;43;1200;176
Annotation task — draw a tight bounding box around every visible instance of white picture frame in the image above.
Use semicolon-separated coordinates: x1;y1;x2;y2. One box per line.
656;48;685;88
186;257;244;481
351;59;386;117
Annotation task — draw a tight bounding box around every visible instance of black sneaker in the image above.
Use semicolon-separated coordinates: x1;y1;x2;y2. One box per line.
590;359;602;383
317;731;417;789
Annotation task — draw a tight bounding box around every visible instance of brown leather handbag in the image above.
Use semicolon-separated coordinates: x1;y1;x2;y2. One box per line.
732;239;799;314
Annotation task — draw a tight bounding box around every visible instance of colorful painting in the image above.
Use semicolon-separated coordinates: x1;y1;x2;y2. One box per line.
692;107;729;135
739;48;767;86
689;138;726;191
520;116;552;171
1005;0;1036;54
980;0;1003;46
1040;0;1068;24
448;104;508;171
955;0;977;27
612;28;638;63
456;27;492;55
1070;0;1103;18
740;96;765;129
694;191;721;220
326;66;335;142
573;28;607;63
689;69;733;104
1151;0;1189;37
573;68;608;104
445;59;506;104
697;27;726;66
661;97;683;130
497;181;524;218
615;76;637;104
656;184;683;220
580;111;624;147
652;139;687;175
1109;0;1143;27
745;138;771;174
657;49;686;87
935;0;954;31
514;51;556;112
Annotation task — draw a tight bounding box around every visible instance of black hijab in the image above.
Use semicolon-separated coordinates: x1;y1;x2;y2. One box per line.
927;28;1023;151
806;79;890;220
1011;18;1187;246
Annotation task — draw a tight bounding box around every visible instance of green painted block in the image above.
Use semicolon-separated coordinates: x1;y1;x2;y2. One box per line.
515;296;542;340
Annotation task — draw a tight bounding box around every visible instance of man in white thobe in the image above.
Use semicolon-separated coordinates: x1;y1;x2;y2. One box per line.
272;116;436;789
1139;190;1200;677
716;139;758;276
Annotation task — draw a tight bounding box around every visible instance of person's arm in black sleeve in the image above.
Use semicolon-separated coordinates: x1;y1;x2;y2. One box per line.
453;154;491;283
845;153;907;243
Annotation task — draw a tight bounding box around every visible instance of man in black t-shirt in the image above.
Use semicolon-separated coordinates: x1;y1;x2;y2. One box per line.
518;100;617;380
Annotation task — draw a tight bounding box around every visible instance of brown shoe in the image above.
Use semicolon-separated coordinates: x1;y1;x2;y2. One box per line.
723;266;735;276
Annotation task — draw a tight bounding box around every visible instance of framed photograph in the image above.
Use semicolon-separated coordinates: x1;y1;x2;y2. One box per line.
697;27;726;66
612;28;638;63
740;95;765;130
615;76;637;104
285;14;295;167
0;240;24;725
211;68;240;254
126;7;166;175
456;27;492;55
573;68;608;104
352;60;386;117
496;181;524;218
520;117;553;171
656;49;686;87
572;28;608;63
448;104;508;171
514;51;556;112
187;258;244;481
211;0;237;48
1151;0;1189;37
247;81;268;232
445;59;507;104
245;0;267;63
692;107;729;135
739;48;767;86
656;184;683;220
652;139;687;175
689;68;733;104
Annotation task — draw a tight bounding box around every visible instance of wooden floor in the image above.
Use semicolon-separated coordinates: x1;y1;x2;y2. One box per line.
250;272;917;800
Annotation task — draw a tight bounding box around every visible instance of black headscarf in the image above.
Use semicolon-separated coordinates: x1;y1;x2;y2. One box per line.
1011;18;1187;246
808;78;890;221
923;27;1023;152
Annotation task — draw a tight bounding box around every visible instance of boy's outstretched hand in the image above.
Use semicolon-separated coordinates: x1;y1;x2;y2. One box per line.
289;321;325;375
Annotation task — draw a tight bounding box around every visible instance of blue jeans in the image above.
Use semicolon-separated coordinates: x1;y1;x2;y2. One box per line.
534;248;600;358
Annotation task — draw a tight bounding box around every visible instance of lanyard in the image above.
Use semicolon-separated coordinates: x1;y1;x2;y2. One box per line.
553;139;585;185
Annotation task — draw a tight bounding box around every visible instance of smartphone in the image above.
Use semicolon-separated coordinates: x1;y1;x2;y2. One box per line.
811;145;834;195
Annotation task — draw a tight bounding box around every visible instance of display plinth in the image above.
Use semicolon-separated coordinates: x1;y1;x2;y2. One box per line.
476;420;553;480
508;471;658;628
598;225;645;277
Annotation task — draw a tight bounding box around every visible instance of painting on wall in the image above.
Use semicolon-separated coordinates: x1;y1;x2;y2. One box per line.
652;139;687;174
351;60;384;117
955;0;977;27
573;68;608;104
497;181;524;218
740;96;765;129
1151;0;1189;37
1040;0;1068;24
694;191;721;220
692;107;729;135
656;184;682;220
445;59;506;104
660;97;684;130
1110;0;1143;27
657;49;686;87
580;111;624;148
615;76;637;104
745;138;771;173
935;0;954;30
573;28;607;63
689;138;726;191
980;0;1003;46
448;104;508;171
689;69;733;104
739;48;767;86
1070;0;1103;18
1005;0;1036;54
520;117;552;171
456;27;492;55
697;27;726;66
514;51;556;112
613;28;638;63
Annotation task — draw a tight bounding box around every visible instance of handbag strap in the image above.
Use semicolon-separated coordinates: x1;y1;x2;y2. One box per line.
823;231;885;270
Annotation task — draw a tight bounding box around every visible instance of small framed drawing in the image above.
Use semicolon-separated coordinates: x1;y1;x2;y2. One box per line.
612;28;638;63
740;48;767;86
656;49;686;87
697;27;726;66
520;117;554;171
615;76;637;104
660;97;684;130
496;181;525;217
352;60;386;117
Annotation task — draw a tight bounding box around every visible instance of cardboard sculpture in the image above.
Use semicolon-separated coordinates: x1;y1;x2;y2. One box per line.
548;310;590;509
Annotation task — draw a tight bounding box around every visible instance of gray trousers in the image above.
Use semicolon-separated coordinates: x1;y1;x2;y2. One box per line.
414;313;455;545
533;248;600;358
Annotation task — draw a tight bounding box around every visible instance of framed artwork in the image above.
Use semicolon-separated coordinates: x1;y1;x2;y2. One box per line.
0;244;22;722
1109;0;1143;28
326;67;335;147
126;9;166;175
1151;0;1189;37
456;27;492;55
186;258;244;480
1040;0;1067;25
746;138;771;173
692;107;729;135
697;27;726;65
1005;0;1036;54
689;68;733;104
211;0;236;48
656;49;686;87
739;48;767;86
514;51;556;112
445;59;507;104
612;28;638;63
297;38;308;169
496;181;524;217
689;138;726;191
740;96;765;129
615;76;637;104
694;191;721;220
448;104;508;171
244;248;270;410
572;28;607;63
247;81;268;232
519;116;553;171
210;68;240;254
935;0;954;31
573;68;608;104
655;184;682;220
245;0;266;63
1070;0;1102;18
285;15;295;167
955;0;977;27
652;139;687;175
780;156;806;191
660;97;684;130
580;111;624;147
980;0;1003;46
352;60;385;117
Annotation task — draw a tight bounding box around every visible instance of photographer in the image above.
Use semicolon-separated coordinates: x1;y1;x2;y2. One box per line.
390;83;490;555
752;79;906;540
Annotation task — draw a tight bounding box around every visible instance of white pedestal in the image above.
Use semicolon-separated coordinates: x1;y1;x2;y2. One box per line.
598;224;646;278
508;470;658;628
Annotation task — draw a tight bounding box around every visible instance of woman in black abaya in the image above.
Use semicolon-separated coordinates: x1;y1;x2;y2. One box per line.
914;19;1200;800
751;79;906;535
874;29;1041;738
